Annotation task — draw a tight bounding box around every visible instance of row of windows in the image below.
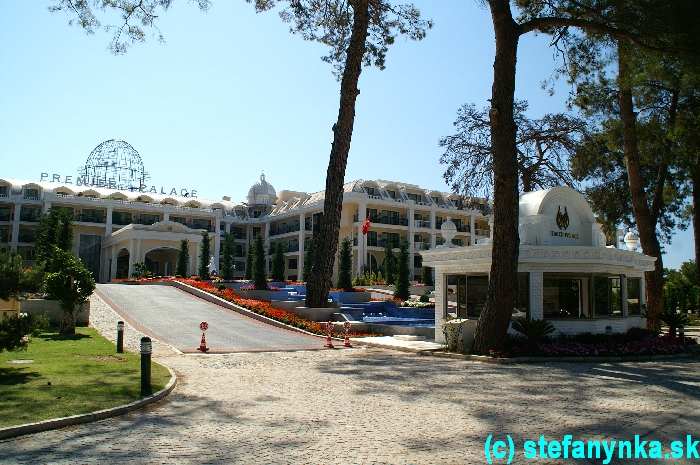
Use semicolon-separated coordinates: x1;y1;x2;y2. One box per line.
445;273;643;320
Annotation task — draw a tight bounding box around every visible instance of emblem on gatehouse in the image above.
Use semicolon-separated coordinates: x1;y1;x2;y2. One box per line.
556;206;570;230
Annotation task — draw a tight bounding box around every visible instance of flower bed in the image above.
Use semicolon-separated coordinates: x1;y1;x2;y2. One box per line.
499;329;696;358
177;279;375;337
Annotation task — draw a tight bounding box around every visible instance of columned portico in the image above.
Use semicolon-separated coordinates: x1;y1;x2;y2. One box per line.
103;220;204;281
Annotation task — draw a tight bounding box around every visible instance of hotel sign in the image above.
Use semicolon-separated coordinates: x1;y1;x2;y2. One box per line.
39;172;199;198
550;205;579;240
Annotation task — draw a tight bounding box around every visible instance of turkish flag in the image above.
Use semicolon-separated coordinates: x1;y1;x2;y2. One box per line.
361;218;371;235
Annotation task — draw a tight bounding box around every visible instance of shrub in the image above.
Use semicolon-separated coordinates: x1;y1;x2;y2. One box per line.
131;262;152;280
394;241;410;300
198;231;211;280
383;243;396;285
419;290;431;303
511;317;555;346
43;247;96;335
337;238;353;291
176;239;189;277
0;313;47;352
252;235;267;290
660;309;690;338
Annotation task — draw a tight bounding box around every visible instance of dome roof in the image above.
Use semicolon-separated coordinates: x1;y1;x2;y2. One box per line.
247;173;277;205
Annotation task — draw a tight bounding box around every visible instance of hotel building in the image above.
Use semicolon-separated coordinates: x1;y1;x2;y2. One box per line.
0;144;490;283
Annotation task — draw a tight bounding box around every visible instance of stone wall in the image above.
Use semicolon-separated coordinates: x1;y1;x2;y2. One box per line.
21;299;90;326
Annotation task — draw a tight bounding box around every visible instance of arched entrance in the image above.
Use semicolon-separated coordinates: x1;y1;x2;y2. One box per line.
145;247;179;276
116;248;130;279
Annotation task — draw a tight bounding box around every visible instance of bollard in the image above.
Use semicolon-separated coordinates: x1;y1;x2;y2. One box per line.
116;321;124;354
140;337;152;396
343;321;352;348
679;326;685;344
324;321;334;349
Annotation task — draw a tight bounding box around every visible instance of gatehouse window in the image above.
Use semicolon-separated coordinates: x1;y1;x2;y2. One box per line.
593;275;623;317
627;277;642;315
543;276;583;319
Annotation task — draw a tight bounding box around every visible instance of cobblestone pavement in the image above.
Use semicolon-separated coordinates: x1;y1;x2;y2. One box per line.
96;284;322;352
1;294;699;464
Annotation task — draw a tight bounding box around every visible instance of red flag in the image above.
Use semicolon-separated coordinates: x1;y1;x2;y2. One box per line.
361;218;371;235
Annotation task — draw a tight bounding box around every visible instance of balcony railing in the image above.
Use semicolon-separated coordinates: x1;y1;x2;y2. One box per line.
414;220;431;229
77;213;106;223
367;238;403;249
19;211;42;222
270;224;300;236
368;215;408;226
414;242;430;251
456;224;470;233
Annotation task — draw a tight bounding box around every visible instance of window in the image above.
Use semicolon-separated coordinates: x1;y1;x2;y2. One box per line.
79;234;102;280
0;206;12;222
0;186;8;197
543;276;583;319
0;226;10;243
288;258;298;269
593;276;623;317
112;211;132;225
23;188;39;200
515;273;529;318
466;275;488;318
627;277;642;315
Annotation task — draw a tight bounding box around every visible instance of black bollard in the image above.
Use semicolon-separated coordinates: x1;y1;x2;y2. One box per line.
116;321;124;353
140;336;152;396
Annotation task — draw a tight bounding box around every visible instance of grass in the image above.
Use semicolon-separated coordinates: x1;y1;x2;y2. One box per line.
0;327;171;428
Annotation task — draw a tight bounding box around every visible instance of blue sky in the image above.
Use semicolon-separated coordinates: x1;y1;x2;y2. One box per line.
0;1;692;268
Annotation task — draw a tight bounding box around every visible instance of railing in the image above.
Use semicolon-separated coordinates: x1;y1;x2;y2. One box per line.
50;193;215;213
414;242;430;251
77;214;106;224
367;239;403;249
414;220;431;229
270;224;300;236
23;194;40;201
368;215;409;226
19;211;41;222
456;224;470;233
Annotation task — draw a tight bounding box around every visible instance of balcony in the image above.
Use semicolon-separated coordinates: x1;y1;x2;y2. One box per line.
77;213;106;224
270;223;300;236
367;238;403;249
369;215;408;227
18;228;37;243
414;242;430;251
112;213;132;225
19;209;42;222
456;224;470;233
414;220;431;229
134;216;160;226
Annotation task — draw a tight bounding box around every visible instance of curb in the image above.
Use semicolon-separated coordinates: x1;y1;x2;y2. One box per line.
0;365;178;441
417;349;700;364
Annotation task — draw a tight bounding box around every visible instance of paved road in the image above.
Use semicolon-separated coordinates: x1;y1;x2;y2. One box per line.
95;284;322;353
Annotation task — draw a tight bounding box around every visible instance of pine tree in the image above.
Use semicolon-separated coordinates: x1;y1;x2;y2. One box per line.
176;240;189;277
337;237;353;291
272;242;286;281
384;242;396;285
198;232;210;279
35;208;73;269
252;234;267;290
421;265;433;286
303;236;314;282
245;243;253;280
221;233;234;280
394;240;410;300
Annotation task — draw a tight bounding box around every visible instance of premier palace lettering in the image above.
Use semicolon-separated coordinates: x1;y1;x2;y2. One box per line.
39;173;198;198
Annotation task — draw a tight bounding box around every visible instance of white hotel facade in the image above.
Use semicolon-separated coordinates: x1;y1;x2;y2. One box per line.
0;173;490;283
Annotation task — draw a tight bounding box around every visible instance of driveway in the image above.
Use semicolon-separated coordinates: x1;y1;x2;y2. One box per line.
95;284;322;353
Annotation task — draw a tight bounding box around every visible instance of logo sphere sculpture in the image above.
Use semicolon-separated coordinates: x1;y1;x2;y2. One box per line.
81;139;149;191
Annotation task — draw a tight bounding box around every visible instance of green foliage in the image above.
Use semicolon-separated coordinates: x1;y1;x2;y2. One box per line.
419;290;431;303
664;261;699;314
221;233;234;280
245;243;254;280
198;232;211;280
511;318;555;346
352;271;385;287
272;242;286;281
383;243;396;285
394;240;410;300
660;308;690;338
0;250;23;300
0;313;47;352
252;235;267;290
131;262;151;280
303;237;314;281
421;265;433;286
35;208;73;269
176;239;189;277
43;247;96;335
337;237;353;291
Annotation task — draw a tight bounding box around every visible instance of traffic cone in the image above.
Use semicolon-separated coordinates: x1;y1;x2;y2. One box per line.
198;332;209;353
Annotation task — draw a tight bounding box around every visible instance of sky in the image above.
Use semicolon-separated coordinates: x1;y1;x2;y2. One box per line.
0;1;693;268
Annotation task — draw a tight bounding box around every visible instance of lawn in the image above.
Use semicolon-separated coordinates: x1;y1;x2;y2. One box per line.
0;327;171;428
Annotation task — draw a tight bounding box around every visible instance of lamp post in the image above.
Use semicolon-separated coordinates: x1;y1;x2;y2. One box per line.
116;321;124;353
140;337;152;396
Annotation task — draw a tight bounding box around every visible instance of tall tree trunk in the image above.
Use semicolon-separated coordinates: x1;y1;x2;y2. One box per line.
305;0;369;308
472;0;520;354
617;41;664;329
693;166;700;287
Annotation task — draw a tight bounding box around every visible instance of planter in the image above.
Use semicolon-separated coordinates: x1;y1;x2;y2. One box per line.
329;291;371;304
284;306;340;322
442;319;477;353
